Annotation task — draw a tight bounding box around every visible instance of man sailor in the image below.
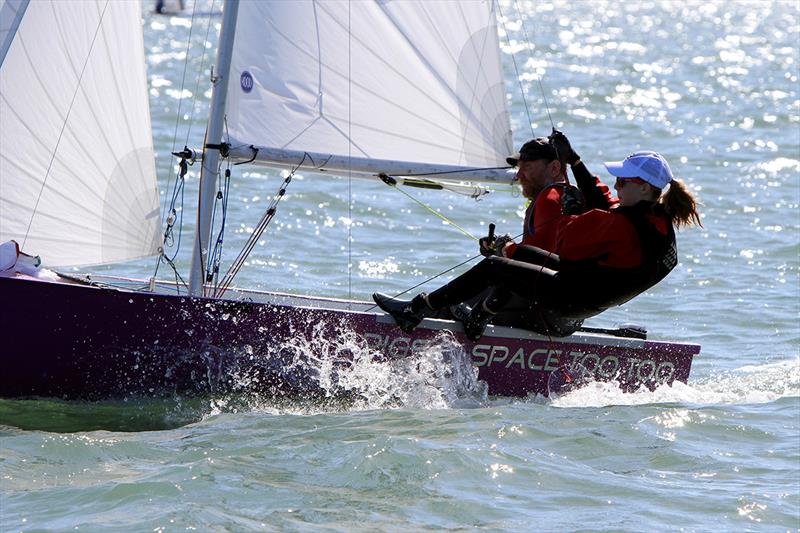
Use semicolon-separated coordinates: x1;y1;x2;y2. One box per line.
379;131;589;337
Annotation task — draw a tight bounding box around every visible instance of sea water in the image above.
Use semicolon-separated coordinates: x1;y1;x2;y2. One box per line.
1;1;798;531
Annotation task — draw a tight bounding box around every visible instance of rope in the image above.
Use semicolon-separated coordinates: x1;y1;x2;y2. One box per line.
368;182;572;314
363;254;482;312
151;152;190;293
378;174;479;241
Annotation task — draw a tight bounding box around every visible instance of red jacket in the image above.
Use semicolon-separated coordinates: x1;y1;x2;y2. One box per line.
556;208;644;268
505;182;568;258
555;163;670;269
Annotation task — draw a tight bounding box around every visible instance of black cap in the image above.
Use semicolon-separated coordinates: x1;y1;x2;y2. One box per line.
506;137;558;166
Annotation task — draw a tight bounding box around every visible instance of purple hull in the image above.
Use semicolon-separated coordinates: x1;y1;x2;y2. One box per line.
0;276;700;400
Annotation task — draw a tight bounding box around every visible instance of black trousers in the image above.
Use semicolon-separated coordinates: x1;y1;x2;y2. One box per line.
427;246;565;312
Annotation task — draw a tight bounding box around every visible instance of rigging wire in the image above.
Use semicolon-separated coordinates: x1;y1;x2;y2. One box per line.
205;162;232;286
160;0;201;218
151;0;216;286
512;0;555;130
212;155;307;298
347;0;353;306
495;1;535;139
361;231;524;312
184;0;219;145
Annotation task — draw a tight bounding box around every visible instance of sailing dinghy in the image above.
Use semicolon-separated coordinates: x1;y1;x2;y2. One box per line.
0;0;699;400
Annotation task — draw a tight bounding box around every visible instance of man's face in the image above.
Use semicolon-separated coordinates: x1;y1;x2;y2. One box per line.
516;158;560;199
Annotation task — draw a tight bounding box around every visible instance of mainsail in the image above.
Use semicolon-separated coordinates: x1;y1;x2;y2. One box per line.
0;0;160;267
224;0;513;180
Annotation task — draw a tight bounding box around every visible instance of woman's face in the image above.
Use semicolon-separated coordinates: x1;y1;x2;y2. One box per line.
614;177;655;206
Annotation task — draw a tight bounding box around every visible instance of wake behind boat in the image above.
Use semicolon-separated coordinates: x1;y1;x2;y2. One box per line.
0;0;699;401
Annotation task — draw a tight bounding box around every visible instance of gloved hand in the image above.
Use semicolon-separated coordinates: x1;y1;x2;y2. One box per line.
561;186;586;215
493;234;514;257
549;129;580;166
478;236;495;257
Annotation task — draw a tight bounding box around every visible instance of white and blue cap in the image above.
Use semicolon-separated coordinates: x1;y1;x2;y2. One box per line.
604;151;674;189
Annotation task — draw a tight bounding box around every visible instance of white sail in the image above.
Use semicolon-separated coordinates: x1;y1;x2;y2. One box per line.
0;0;160;268
225;0;512;173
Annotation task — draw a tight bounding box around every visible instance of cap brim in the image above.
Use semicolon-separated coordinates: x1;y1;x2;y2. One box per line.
604;160;639;178
506;154;520;166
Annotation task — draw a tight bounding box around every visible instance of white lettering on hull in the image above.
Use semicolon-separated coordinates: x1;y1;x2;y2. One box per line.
471;344;676;386
364;333;677;388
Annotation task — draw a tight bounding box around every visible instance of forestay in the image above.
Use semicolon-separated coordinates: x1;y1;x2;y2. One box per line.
225;0;513;180
0;0;160;267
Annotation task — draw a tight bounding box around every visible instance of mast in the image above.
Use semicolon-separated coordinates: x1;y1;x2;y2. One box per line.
189;0;240;297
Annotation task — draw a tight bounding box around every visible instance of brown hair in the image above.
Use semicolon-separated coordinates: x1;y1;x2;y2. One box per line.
659;179;702;228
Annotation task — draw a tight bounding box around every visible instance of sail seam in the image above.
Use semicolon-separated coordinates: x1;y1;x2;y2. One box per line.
454;0;502;164
260;12;489;158
55;1;155;245
21;0;110;249
319;1;503;163
95;3;148;205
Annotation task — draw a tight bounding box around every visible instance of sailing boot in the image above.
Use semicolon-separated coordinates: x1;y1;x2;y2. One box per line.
449;301;495;341
372;292;435;334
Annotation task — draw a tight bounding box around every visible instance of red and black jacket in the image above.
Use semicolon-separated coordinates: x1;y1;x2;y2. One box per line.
554;163;677;317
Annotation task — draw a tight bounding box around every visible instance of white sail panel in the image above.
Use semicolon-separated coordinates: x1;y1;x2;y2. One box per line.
226;0;512;170
0;0;160;267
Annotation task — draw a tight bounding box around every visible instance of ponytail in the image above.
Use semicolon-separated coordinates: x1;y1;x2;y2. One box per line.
659;179;702;228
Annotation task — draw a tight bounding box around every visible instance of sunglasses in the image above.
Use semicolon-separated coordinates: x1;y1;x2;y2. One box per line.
615;177;646;188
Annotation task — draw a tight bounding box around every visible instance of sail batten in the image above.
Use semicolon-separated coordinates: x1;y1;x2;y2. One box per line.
225;0;512;172
0;0;160;267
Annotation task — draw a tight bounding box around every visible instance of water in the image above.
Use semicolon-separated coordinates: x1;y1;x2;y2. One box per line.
2;1;799;531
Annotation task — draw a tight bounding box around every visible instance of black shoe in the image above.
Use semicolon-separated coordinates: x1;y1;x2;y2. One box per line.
450;303;493;341
372;292;433;334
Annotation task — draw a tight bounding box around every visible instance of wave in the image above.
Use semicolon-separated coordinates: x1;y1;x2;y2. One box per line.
3;339;795;432
550;358;800;408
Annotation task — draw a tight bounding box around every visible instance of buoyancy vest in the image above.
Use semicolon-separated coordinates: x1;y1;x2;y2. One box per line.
523;182;569;241
607;201;677;305
558;201;677;317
